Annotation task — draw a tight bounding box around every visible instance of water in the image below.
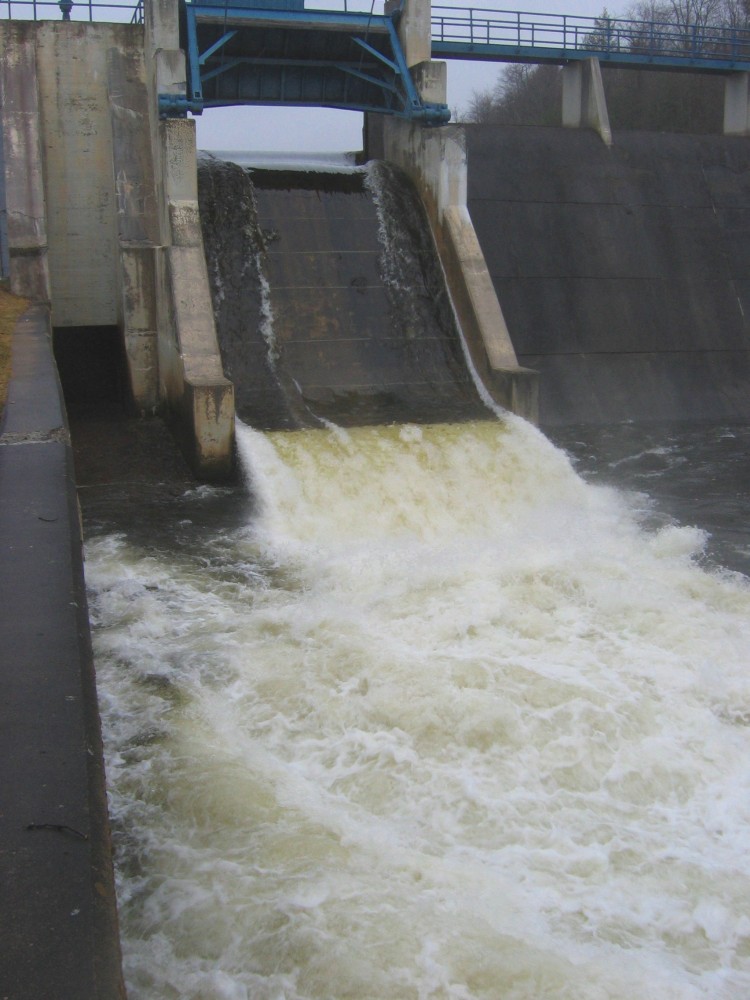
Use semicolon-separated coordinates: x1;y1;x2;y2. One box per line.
84;416;750;1000
202;151;361;172
197;157;486;431
551;422;750;579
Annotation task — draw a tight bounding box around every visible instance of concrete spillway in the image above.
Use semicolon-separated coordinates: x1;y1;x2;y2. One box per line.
198;128;750;434
4;15;750;992
466;125;750;426
198;157;489;430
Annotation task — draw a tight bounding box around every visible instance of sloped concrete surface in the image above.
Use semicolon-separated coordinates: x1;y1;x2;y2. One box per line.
0;305;125;999
466;125;750;425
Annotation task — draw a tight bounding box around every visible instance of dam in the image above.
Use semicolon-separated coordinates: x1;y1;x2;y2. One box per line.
2;0;750;997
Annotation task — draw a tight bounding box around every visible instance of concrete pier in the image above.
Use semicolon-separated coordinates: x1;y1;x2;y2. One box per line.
0;15;234;480
562;58;613;146
373;116;539;423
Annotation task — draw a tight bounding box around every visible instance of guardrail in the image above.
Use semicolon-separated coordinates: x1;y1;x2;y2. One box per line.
5;0;750;65
0;0;140;20
0;0;387;18
431;7;750;64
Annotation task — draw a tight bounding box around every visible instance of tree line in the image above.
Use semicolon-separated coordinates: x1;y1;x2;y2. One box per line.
463;0;750;132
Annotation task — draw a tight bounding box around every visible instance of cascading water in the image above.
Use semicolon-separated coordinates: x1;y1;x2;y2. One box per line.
83;156;750;999
197;157;489;430
86;416;750;1000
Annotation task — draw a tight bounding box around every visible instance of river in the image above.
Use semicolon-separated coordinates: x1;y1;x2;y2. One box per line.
83;414;750;1000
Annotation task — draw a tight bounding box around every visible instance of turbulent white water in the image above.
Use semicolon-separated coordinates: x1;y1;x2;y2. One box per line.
87;417;750;1000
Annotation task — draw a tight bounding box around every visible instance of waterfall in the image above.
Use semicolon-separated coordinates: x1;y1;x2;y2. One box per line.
87;417;750;1000
197;155;490;430
81;150;750;1000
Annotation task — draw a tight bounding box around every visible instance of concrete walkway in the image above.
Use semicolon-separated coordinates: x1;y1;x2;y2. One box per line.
0;304;125;999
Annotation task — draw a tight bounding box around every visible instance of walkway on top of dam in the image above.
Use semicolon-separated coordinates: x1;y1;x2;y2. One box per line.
430;6;750;72
178;1;750;118
5;0;750;116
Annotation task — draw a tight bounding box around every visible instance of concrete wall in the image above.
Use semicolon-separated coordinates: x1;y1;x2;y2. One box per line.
107;38;161;412
0;21;51;301
154;118;234;479
34;23;134;326
466;124;750;425
0;126;8;279
0;17;234;478
376;116;539;422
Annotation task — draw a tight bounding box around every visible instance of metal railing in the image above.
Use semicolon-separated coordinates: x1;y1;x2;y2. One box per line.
0;0;387;20
0;0;398;20
5;0;750;64
431;7;750;64
1;0;141;21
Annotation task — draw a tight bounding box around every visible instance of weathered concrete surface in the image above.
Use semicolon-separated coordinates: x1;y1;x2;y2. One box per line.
381;117;539;422
0;305;125;1000
724;71;750;135
108;43;160;412
411;59;447;104
562;58;612;146
388;0;431;69
0;128;7;279
1;20;161;406
466;125;750;425
33;22;132;327
140;6;234;475
0;22;50;302
200;159;490;428
155;119;234;478
2;15;232;477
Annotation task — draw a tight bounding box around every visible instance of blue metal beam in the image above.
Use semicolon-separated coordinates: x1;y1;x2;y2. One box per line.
430;5;750;74
430;39;750;73
199;30;237;64
351;34;400;75
188;2;394;34
165;0;450;123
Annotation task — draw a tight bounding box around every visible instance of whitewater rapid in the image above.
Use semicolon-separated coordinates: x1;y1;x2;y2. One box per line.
87;416;750;1000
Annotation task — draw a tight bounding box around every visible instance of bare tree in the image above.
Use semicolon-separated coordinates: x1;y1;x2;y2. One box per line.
462;0;731;131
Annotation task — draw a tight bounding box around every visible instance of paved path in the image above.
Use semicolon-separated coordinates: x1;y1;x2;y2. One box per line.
0;304;125;1000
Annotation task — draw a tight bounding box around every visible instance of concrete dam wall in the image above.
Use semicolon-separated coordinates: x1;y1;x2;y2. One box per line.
466;125;750;427
198;156;489;429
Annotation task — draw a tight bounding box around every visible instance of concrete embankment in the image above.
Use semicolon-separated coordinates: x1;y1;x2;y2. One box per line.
0;305;125;999
466;125;750;426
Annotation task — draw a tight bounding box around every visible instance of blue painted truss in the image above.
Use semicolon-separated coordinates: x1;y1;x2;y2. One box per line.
162;0;450;123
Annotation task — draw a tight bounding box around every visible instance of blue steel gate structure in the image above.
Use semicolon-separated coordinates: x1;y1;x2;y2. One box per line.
170;1;750;123
171;0;451;122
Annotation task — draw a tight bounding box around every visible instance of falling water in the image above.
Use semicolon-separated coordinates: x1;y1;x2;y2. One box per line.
86;415;750;1000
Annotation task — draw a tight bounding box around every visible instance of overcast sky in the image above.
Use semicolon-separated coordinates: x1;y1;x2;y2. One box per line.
194;0;614;153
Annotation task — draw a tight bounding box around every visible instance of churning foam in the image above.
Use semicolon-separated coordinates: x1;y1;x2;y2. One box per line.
88;418;750;1000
